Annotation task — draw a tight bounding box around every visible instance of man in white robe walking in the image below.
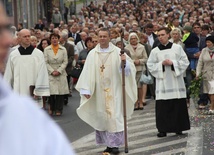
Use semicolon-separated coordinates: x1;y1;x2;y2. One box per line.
147;27;190;138
76;28;137;154
4;29;50;108
0;2;75;154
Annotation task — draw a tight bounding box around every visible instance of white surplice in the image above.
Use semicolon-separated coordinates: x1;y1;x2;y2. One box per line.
147;43;189;100
4;48;50;107
0;75;75;155
76;43;137;133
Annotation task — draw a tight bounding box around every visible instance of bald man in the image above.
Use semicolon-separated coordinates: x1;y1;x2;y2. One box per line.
0;2;76;155
4;28;50;108
76;31;88;55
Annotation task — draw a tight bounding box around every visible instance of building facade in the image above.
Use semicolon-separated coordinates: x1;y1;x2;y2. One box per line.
3;0;78;29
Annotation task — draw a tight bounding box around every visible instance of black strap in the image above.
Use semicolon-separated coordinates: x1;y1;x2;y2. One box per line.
145;64;150;76
81;41;85;49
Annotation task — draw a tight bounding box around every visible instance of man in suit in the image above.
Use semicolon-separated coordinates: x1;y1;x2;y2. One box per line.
60;31;75;104
34;19;45;31
144;23;158;48
68;23;81;45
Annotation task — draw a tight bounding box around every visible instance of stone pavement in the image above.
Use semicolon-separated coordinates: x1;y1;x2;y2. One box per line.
71;98;214;155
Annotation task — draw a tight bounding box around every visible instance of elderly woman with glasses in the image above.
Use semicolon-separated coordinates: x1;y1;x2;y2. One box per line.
125;32;148;110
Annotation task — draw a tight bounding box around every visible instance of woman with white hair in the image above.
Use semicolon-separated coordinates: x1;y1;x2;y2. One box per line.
169;28;184;49
125;32;148;110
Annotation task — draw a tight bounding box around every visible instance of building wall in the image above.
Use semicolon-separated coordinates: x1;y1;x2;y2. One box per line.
3;0;45;28
4;0;66;28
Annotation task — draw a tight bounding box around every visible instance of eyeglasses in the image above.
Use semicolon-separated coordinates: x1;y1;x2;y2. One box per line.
130;37;137;40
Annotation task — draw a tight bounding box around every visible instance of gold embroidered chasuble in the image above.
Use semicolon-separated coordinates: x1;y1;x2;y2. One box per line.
76;43;137;132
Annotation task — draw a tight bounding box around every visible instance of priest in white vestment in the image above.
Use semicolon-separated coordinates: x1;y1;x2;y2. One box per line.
0;4;75;154
147;27;190;138
76;28;137;154
4;29;50;108
0;75;76;155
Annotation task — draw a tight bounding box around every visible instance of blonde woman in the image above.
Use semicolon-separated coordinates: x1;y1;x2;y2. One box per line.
125;32;148;110
169;28;184;49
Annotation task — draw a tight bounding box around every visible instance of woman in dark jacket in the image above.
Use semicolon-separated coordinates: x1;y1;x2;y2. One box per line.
77;37;94;68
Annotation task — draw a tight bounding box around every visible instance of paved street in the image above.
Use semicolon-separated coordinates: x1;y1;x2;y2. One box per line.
51;89;94;142
52;89;214;155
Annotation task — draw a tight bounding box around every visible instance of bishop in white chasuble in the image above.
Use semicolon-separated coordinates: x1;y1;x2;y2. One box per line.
76;42;137;148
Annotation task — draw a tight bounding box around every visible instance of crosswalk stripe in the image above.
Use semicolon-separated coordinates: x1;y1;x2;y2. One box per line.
120;138;187;154
151;148;187;155
73;128;158;150
75;136;187;155
72;100;200;155
128;116;155;124
128;121;156;130
72;133;94;148
73;122;188;154
72;115;157;149
131;112;155;119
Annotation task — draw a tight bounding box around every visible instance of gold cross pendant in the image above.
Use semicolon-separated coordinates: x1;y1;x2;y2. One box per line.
100;65;105;72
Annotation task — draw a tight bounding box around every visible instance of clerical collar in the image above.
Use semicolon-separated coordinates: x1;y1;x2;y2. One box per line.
18;45;34;55
158;42;172;50
100;46;110;52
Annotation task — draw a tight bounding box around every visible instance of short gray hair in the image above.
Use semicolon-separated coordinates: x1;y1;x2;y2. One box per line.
60;31;68;39
170;28;182;37
128;32;140;43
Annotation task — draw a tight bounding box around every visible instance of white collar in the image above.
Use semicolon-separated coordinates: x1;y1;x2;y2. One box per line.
100;47;110;52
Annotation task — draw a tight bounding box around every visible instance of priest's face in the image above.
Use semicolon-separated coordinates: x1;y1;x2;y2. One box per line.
0;3;12;72
18;29;31;47
157;30;169;45
98;30;110;48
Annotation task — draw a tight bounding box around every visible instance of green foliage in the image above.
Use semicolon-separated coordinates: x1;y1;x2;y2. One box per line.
188;71;204;99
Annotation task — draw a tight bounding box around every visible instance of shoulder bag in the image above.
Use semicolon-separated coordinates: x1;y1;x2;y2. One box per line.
140;65;154;85
70;66;82;78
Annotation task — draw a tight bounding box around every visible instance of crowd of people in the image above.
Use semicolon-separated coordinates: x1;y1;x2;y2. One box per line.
3;0;214;154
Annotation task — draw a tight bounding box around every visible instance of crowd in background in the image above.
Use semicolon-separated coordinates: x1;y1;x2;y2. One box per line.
7;0;214;114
